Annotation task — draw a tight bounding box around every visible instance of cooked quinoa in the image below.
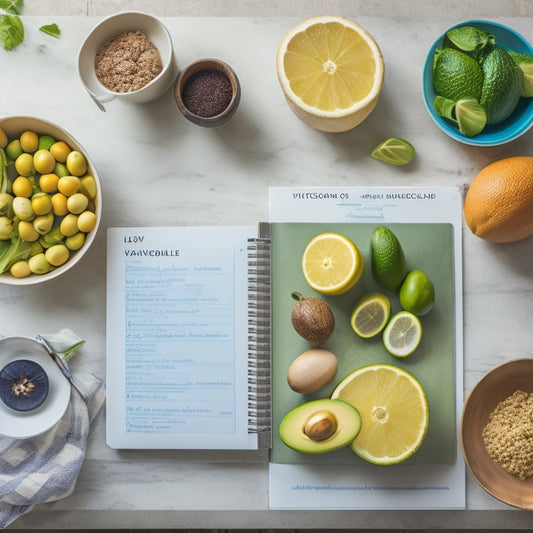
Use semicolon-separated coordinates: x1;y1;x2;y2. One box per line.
95;31;163;93
481;390;533;481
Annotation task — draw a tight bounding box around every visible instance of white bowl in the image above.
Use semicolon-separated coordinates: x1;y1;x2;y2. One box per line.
78;11;177;110
0;116;101;285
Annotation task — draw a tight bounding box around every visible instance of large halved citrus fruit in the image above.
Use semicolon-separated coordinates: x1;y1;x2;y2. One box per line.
331;364;429;465
302;232;364;295
276;15;385;132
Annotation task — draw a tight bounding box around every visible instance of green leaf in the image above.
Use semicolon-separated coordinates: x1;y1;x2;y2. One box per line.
445;26;493;53
0;234;31;274
39;23;60;38
0;14;24;50
433;95;457;121
0;0;23;16
371;137;416;166
455;98;487;137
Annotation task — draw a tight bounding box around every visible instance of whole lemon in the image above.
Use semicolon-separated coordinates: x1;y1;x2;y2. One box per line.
464;156;533;243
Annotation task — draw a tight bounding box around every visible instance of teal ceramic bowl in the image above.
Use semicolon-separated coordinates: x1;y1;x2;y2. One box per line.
422;20;533;146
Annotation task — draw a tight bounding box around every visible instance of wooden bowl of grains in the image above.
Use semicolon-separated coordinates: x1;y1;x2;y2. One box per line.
460;358;533;509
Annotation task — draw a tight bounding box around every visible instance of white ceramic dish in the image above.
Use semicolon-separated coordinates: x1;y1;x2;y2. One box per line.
0;115;102;286
0;336;71;439
78;11;177;110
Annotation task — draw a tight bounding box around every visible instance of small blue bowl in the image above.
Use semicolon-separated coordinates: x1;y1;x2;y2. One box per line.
422;20;533;146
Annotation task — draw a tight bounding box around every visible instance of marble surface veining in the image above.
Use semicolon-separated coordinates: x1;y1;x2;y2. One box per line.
1;12;533;530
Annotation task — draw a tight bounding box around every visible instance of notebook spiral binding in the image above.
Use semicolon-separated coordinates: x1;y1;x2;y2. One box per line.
247;222;272;447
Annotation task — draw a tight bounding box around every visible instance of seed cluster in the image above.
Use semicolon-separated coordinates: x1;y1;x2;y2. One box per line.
482;390;533;481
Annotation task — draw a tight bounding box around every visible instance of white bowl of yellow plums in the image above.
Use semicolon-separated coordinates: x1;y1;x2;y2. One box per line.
0;116;101;285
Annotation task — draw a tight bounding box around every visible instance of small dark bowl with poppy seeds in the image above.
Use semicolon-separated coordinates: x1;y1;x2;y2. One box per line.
174;58;241;127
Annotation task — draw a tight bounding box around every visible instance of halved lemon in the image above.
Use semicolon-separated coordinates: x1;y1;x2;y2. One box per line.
331;364;429;465
350;291;391;338
276;15;385;132
383;310;422;357
302;232;364;295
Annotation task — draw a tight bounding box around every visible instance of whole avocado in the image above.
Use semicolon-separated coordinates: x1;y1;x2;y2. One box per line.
290;291;335;345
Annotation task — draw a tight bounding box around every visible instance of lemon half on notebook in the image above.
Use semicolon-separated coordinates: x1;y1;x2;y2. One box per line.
302;232;364;295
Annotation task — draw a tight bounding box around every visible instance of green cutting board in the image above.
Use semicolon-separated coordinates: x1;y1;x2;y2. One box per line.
270;222;457;465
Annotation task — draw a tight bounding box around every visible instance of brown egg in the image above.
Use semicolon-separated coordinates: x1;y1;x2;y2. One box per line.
287;348;338;394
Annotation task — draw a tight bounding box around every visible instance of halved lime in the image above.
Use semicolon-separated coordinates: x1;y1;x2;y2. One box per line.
455;98;487;137
350;292;391;338
370;137;415;166
383;310;422;357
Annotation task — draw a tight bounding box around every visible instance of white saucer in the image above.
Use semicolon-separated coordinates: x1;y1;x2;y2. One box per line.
0;336;71;439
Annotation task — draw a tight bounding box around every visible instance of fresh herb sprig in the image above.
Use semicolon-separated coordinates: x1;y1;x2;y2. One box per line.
0;0;24;50
0;1;61;51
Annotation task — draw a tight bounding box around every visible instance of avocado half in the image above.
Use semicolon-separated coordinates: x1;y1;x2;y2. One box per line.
0;359;49;412
279;398;362;454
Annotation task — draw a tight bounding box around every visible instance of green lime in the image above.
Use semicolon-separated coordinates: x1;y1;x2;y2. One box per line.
443;25;494;61
38;135;56;151
479;46;523;125
371;137;415;166
433;47;483;101
455;98;487;137
350;292;391;338
509;51;533;97
382;311;422;358
399;270;435;316
370;226;408;291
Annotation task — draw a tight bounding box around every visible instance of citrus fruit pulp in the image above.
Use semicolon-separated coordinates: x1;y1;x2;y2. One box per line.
350;292;391;338
302;232;364;295
276;15;384;132
383;310;422;357
331;364;429;465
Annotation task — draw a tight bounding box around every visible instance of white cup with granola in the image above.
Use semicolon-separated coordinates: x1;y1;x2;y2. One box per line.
78;11;177;111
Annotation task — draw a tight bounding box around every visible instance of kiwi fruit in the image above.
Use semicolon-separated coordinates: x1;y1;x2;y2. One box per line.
290;291;335;345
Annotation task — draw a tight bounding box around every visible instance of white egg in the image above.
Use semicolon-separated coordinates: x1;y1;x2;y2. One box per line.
287;348;338;394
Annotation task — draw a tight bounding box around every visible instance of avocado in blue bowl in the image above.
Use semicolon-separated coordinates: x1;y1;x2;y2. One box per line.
422;20;533;146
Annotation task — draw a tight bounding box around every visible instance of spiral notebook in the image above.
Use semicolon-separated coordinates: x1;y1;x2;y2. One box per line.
106;224;272;449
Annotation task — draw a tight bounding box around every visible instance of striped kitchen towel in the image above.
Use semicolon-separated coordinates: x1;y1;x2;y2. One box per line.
0;330;105;528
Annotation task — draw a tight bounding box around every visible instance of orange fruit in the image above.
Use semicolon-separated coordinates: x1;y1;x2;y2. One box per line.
464;156;533;243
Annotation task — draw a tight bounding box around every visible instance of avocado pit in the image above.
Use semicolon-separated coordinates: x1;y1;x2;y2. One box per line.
304;409;338;441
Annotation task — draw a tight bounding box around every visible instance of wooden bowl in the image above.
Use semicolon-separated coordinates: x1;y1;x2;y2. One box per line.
460;358;533;509
174;58;241;127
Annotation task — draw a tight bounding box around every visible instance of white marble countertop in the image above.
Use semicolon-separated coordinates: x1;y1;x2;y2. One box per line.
2;7;533;530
